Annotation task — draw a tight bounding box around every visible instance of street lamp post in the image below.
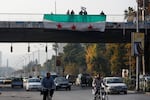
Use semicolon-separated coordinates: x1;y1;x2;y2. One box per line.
142;0;146;76
135;0;139;92
22;56;27;77
53;43;59;73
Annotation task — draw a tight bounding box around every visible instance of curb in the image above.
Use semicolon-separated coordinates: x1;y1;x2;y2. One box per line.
128;90;150;95
145;92;150;95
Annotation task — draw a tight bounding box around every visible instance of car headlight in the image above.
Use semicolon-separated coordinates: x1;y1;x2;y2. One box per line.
55;83;60;86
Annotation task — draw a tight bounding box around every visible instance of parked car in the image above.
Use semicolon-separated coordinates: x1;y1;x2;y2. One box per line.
25;78;41;91
0;77;5;84
3;77;12;84
76;73;93;87
54;77;71;90
139;75;150;92
11;77;23;88
23;77;28;83
102;77;127;94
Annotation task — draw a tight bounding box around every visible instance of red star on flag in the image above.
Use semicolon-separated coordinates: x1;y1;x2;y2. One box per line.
88;24;93;30
71;24;76;30
57;23;62;29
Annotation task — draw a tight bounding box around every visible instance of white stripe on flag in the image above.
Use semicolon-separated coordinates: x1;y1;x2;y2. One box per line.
43;22;106;32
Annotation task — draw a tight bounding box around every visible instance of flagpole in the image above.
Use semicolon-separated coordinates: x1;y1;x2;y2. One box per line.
55;0;57;14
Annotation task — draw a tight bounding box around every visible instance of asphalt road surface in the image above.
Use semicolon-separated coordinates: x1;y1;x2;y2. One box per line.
0;85;150;100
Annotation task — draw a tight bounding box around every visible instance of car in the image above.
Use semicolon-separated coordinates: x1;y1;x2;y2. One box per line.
102;77;127;94
11;77;23;88
75;73;93;87
25;78;42;91
23;77;28;83
0;77;5;84
54;77;71;90
66;74;76;84
3;77;12;84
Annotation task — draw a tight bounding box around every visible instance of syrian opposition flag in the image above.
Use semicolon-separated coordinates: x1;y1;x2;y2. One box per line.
43;14;106;32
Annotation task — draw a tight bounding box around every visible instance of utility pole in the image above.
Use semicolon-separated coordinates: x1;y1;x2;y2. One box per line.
142;0;145;21
135;0;140;92
55;1;57;14
142;0;145;76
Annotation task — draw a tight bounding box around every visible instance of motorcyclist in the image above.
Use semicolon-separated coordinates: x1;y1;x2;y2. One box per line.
92;73;103;100
41;72;55;100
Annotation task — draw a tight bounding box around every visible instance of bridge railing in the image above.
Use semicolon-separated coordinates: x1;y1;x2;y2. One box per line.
0;21;43;28
0;13;150;29
106;22;150;29
0;21;150;29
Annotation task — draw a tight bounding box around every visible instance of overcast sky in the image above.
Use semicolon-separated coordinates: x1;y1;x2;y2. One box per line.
0;0;137;21
0;0;137;69
0;0;136;14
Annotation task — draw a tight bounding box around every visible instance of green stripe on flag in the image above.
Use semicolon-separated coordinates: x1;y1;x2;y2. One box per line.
44;14;106;22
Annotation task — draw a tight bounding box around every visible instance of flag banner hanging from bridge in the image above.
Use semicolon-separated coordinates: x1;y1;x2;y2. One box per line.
43;14;106;32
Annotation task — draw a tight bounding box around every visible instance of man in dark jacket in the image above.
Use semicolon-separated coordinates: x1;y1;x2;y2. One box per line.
41;72;55;100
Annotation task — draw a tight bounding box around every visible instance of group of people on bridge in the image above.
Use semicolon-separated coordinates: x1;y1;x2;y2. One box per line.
66;8;105;16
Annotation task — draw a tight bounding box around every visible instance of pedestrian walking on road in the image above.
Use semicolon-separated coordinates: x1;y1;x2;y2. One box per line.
41;72;55;100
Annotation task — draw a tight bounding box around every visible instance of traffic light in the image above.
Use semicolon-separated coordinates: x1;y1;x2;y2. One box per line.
28;43;30;52
10;44;13;53
28;46;30;52
45;45;48;53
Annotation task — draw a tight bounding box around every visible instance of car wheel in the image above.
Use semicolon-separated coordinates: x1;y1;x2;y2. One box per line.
26;87;29;91
68;87;71;91
65;88;68;91
26;89;29;91
124;91;127;94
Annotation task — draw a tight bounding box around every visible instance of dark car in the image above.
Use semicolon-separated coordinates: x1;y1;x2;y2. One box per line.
54;77;71;90
76;73;93;87
66;74;76;84
11;78;23;88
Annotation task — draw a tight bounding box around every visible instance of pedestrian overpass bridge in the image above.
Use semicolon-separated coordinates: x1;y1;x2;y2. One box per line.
0;21;149;43
0;21;149;73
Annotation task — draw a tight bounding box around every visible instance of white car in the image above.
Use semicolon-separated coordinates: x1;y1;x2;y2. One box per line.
102;77;127;94
25;78;41;91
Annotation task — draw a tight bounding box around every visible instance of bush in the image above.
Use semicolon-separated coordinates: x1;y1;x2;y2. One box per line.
123;77;135;90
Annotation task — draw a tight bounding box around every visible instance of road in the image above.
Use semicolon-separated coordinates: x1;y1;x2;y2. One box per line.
0;85;150;100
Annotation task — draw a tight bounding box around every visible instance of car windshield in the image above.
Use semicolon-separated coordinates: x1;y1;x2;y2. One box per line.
51;75;58;79
107;78;123;83
13;78;22;81
29;79;40;82
56;77;67;82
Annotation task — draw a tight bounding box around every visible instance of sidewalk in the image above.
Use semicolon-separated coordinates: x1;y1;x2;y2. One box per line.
145;92;150;95
128;90;150;95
